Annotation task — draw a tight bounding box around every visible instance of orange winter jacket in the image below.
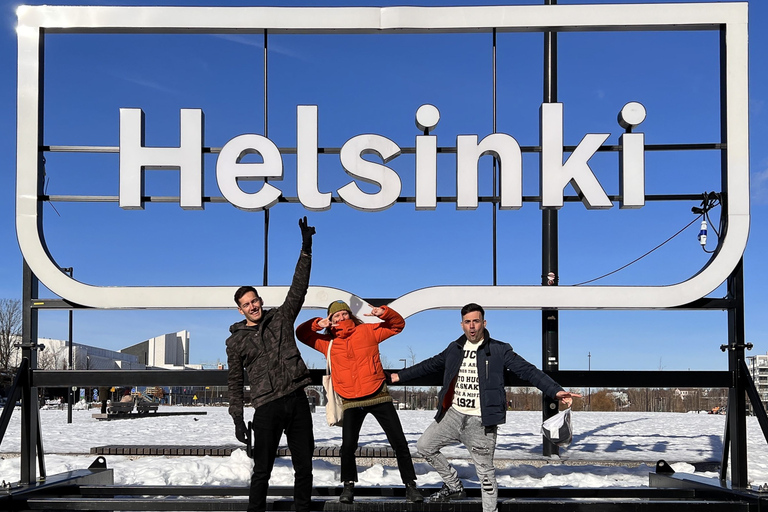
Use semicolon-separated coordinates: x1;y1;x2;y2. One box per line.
296;306;405;399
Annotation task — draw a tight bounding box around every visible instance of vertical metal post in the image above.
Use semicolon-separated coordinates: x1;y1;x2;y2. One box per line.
68;305;73;418
717;22;748;488
726;259;748;488
20;29;46;483
400;359;407;410
62;267;74;424
541;0;559;457
587;352;591;411
492;28;498;286
262;30;270;286
21;260;40;485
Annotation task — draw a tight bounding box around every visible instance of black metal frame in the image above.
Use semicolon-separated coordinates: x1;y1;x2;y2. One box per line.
3;468;768;511
5;1;767;510
0;358;45;481
541;0;560;458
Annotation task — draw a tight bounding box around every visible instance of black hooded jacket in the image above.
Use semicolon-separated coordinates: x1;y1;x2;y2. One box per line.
226;251;312;421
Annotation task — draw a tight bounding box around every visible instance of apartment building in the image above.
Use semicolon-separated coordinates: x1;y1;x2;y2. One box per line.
747;352;768;414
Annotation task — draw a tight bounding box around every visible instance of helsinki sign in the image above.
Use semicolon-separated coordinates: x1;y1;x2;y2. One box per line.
15;3;750;315
119;102;647;212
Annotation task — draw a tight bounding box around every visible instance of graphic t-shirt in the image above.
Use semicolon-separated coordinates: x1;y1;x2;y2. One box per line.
452;339;482;416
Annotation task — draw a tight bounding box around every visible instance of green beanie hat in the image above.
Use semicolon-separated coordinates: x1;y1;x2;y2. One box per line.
327;300;352;318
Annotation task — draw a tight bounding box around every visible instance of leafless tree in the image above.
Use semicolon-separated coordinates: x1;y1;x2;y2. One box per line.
37;345;61;370
407;346;418;366
0;298;22;374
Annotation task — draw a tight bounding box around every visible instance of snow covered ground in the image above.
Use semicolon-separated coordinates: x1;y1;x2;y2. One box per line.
1;405;767;491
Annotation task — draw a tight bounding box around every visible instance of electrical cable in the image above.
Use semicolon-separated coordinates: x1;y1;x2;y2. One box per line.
42;156;62;217
572;192;721;285
572;215;703;286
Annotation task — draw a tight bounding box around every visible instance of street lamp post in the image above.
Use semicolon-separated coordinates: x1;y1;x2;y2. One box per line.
62;267;74;424
399;358;407;410
587;352;591;411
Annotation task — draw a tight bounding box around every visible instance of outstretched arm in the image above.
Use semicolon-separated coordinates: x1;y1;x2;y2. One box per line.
395;344;450;383
504;347;564;399
555;390;582;408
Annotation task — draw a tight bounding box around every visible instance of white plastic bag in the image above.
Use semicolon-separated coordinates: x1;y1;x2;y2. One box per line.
542;408;572;447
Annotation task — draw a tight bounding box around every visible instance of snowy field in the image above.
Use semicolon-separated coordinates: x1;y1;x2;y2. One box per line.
1;405;768;491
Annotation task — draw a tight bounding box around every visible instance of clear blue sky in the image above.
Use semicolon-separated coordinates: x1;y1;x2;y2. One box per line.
1;0;766;373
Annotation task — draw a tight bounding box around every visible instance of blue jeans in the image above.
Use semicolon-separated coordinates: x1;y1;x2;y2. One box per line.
417;407;498;512
250;388;314;512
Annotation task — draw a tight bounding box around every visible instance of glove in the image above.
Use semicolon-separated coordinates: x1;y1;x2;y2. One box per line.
234;418;249;444
383;371;393;384
299;216;315;255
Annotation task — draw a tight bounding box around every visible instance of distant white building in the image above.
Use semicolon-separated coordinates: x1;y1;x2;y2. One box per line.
121;331;190;369
5;331;206;404
35;337;144;370
747;352;768;414
10;330;193;371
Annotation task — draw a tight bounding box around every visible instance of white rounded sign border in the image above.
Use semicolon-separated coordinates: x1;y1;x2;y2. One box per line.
15;3;750;313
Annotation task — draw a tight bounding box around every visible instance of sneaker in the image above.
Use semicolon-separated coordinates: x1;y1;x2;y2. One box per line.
405;481;424;503
429;482;466;502
339;481;354;504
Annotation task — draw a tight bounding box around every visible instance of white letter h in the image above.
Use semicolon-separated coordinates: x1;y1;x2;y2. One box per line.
119;108;204;210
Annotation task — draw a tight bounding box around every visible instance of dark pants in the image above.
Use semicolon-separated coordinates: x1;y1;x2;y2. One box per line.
340;401;417;484
249;388;314;512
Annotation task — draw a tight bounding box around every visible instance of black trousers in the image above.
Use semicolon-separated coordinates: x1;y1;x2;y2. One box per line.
250;389;314;512
340;401;417;484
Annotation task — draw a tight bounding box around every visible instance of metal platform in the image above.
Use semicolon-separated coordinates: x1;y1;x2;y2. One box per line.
2;459;767;512
3;486;759;511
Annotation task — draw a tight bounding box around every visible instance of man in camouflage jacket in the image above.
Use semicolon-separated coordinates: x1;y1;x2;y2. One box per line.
226;217;315;512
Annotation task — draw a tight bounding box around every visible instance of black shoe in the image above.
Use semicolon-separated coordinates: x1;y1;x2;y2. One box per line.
429;482;466;502
339;481;354;504
405;481;424;503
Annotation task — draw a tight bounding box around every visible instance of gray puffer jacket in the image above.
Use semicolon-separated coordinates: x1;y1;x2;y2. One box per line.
226;251;312;421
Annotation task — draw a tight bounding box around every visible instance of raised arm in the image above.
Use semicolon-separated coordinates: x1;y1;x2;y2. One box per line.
279;217;315;322
296;317;332;355
366;306;405;343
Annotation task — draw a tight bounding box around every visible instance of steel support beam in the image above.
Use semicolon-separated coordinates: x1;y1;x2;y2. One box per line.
29;368;732;389
541;0;560;458
725;260;748;488
21;261;41;485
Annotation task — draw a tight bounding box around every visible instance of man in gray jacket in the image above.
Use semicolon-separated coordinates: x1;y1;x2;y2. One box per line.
226;217;315;512
392;303;580;512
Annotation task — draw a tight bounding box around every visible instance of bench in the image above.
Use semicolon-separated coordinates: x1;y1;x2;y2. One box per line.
136;402;159;414
107;401;135;415
90;445;399;457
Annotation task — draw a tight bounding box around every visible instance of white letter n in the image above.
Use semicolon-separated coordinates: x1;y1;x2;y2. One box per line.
456;134;522;210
